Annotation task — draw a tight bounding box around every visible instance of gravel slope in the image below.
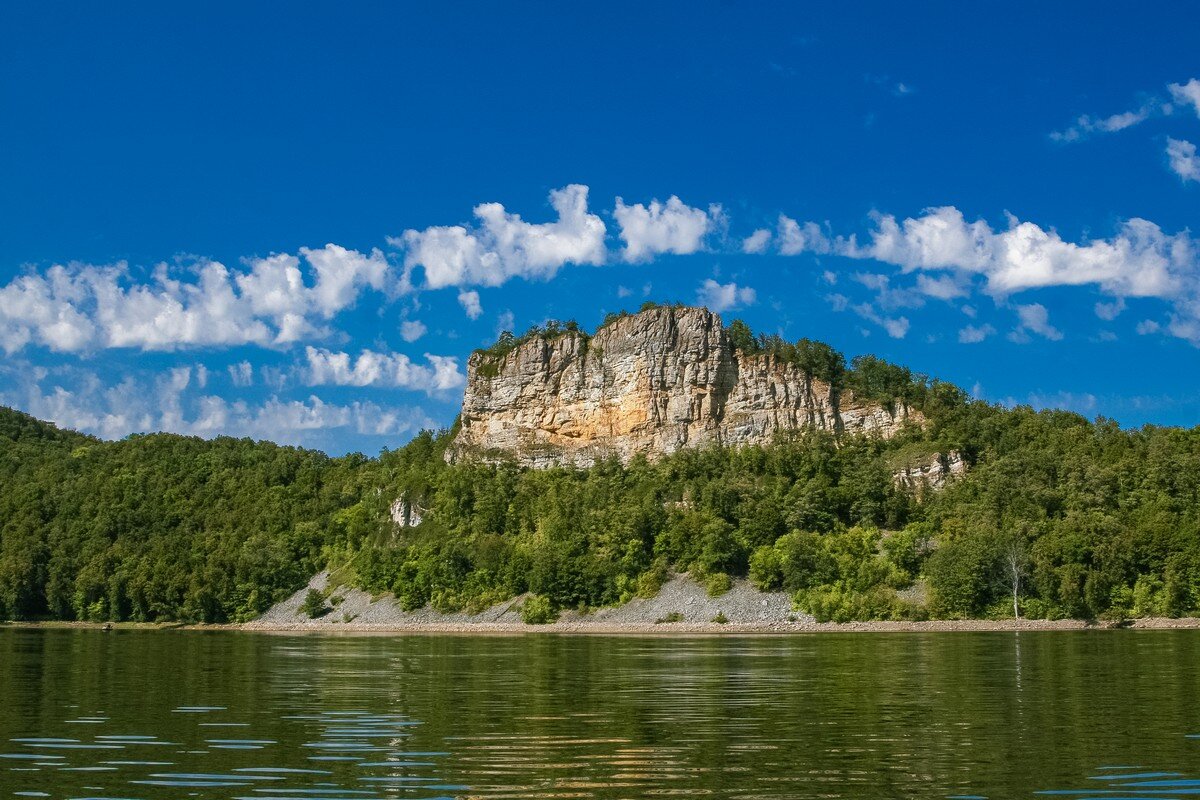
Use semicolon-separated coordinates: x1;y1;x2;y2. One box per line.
247;572;808;631
245;573;1200;634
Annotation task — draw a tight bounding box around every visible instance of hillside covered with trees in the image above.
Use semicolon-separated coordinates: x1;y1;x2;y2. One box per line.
3;314;1200;624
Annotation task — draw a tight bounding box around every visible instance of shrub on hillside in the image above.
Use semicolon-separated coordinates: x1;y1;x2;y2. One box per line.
520;595;558;624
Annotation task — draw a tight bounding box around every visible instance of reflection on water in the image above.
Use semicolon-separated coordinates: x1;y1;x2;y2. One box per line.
0;706;460;797
0;630;1198;799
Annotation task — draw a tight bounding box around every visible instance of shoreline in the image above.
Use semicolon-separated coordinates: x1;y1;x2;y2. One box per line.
235;616;1200;635
5;617;1200;635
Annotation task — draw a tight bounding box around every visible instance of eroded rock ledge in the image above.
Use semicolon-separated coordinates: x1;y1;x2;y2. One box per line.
449;305;923;468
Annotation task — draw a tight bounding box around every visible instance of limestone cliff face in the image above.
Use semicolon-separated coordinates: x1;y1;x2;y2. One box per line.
449;306;922;468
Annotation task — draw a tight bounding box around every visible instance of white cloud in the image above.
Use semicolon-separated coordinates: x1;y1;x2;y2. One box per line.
181;394;431;443
697;279;756;312
229;361;254;387
1050;105;1155;142
849;302;909;338
1167;138;1200;182
400;319;427;342
958;323;996;344
396;184;606;289
259;365;288;391
304;347;464;392
1046;78;1197;146
826;293;850;312
1136;319;1161;335
777;215;831;255
742;229;772;254
0;244;396;354
614;195;721;262
1024;390;1097;415
778;204;1200;342
882;317;910;339
457;289;483;320
1012;303;1063;341
1094;298;1125;321
300;244;390;318
495;310;515;337
852;272;925;311
1169;78;1200;117
842;206;1190;299
865;73;915;99
916;273;969;300
1;365;434;449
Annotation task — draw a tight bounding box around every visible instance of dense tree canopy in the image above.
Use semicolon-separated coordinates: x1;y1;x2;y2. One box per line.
0;412;369;622
350;404;1200;623
3;326;1200;624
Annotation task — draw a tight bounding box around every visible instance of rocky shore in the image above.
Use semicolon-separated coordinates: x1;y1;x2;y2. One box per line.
237;572;1200;635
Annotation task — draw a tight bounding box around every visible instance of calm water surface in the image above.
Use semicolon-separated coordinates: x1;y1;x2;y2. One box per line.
1;629;1198;799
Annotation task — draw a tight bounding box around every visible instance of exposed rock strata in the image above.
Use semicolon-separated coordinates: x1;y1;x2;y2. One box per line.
389;495;426;528
892;451;967;491
450;306;923;468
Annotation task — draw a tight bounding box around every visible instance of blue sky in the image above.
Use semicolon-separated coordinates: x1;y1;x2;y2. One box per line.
2;3;1199;454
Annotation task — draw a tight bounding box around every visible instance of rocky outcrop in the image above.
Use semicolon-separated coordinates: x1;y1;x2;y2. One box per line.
390;495;426;528
892;451;967;491
449;306;923;468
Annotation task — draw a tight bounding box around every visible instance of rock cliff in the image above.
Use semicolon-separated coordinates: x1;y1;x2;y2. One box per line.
449;306;923;468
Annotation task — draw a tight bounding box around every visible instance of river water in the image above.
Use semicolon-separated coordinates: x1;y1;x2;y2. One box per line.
1;628;1198;799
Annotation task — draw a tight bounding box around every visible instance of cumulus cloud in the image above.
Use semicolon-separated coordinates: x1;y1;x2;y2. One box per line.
958;323;996;344
881;317;910;339
742;229;772;254
183;394;432;443
1095;298;1125;321
851;208;1187;298
299;245;390;318
777;215;831;255
848;302;909;339
457;289;483;320
819;206;1192;303
1169;78;1200;117
0;365;434;449
304;347;464;392
400;319;427;342
916;273;970;300
852;272;925;311
1011;303;1063;342
613;195;721;262
696;279;756;312
1136;319;1162;335
826;293;850;312
773;203;1200;342
0;245;393;354
396;184;606;289
1167;138;1200;182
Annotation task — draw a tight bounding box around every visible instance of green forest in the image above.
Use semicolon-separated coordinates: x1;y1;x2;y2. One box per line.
3;318;1200;624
